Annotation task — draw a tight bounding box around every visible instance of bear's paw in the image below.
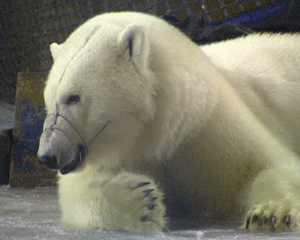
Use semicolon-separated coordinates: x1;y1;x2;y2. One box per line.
100;172;166;231
244;201;300;231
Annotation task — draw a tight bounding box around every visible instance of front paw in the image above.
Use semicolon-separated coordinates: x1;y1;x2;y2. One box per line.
244;201;300;231
134;181;163;224
101;172;166;231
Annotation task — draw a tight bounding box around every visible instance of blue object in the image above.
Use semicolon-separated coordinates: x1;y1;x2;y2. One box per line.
207;2;287;27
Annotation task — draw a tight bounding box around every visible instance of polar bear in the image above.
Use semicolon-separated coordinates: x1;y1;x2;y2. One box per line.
37;11;300;231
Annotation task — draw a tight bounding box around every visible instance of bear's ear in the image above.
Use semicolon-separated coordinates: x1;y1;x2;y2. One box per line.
50;43;62;60
117;25;149;69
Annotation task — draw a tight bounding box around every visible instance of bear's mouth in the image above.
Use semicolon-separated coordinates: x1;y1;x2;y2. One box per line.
60;145;86;175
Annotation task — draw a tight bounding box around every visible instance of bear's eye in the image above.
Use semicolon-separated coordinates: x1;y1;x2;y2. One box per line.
66;95;80;105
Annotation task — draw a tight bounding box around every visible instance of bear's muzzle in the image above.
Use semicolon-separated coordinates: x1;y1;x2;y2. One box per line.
38;144;85;174
38;109;88;174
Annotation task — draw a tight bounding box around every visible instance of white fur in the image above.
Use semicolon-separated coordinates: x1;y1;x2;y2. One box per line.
39;12;300;231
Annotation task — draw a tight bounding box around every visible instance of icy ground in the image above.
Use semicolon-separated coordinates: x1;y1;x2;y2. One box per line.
1;102;300;239
2;186;300;240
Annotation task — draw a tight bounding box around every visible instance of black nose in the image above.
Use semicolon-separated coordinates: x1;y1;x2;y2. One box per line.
39;155;58;169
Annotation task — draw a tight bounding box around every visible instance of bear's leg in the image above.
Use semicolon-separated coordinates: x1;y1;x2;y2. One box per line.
59;171;166;231
244;165;300;231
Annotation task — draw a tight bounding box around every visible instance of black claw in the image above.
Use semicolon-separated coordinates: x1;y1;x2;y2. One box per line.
140;216;150;222
252;215;259;224
143;189;154;196
270;215;277;227
284;214;292;226
136;182;151;188
148;203;157;211
260;216;267;226
246;217;251;229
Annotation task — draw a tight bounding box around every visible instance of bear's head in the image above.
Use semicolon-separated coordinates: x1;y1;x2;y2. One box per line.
37;21;157;174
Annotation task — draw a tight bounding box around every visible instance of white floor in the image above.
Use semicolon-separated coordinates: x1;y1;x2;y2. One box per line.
1;102;300;239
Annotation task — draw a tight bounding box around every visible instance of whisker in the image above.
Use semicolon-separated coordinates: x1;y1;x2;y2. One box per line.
87;121;110;147
41;112;108;155
57;114;88;150
51;127;82;153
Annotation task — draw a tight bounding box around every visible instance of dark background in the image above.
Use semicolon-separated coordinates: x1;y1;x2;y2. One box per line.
1;0;299;105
